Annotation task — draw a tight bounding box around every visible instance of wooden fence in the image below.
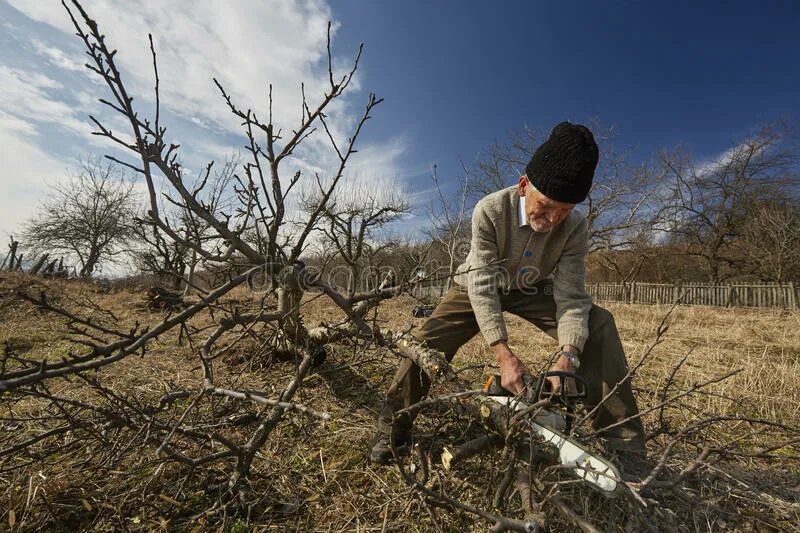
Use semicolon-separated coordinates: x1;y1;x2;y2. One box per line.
411;283;449;301
1;238;72;278
410;281;800;310
588;282;799;310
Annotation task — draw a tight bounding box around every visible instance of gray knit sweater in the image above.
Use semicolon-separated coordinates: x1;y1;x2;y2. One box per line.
453;186;592;351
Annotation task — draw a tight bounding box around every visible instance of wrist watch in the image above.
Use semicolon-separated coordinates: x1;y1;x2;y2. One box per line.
560;350;581;369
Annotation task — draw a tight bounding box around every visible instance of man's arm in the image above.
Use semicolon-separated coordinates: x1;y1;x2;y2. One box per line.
467;201;529;393
547;216;592;392
552;216;592;353
492;341;529;394
466;202;507;345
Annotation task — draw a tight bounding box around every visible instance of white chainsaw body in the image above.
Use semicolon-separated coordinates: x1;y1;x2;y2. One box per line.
488;395;623;497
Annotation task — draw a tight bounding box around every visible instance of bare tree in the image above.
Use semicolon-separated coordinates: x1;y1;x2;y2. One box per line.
22;156;139;277
657;122;798;282
134;155;239;292
302;182;410;296
740;200;800;283
584;143;659;253
376;234;433;287
425;164;471;290
590;248;651;296
0;0;426;516
466;126;545;201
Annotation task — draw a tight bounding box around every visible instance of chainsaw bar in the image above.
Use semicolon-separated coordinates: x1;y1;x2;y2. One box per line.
488;396;623;497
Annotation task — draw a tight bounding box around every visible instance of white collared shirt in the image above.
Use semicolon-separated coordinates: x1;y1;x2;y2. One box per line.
518;195;528;228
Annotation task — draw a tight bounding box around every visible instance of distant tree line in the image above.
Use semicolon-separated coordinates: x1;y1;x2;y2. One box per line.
6;120;798;289
433;119;800;286
584;121;800;284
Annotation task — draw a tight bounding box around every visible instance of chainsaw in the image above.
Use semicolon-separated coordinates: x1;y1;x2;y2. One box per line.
480;371;623;497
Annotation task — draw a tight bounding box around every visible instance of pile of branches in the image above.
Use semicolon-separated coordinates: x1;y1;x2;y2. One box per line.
1;2;798;531
383;306;800;531
2;0;398;517
1;0;445;527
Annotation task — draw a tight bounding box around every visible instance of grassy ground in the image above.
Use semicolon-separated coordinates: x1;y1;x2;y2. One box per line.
1;273;798;531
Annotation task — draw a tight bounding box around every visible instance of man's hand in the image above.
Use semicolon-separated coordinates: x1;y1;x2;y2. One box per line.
546;347;579;394
492;341;530;395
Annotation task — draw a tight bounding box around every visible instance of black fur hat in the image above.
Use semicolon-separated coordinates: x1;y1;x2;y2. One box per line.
525;122;599;204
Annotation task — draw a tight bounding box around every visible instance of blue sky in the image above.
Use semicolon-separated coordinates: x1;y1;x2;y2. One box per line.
331;1;800;191
1;0;798;243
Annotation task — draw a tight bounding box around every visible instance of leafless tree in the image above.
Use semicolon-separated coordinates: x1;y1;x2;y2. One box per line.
21;156;139;277
376;234;434;288
0;1;443;520
302;182;410;296
740;200;800;283
657;122;798;282
584;143;659;253
1;0;388;507
591;248;651;297
424;163;471;290
466;126;544;201
134;154;239;292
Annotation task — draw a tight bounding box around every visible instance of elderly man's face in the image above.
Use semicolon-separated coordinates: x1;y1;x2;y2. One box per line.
518;175;575;233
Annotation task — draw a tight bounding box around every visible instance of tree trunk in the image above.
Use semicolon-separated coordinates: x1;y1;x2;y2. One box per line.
183;250;197;295
447;252;455;291
277;263;307;346
81;252;100;277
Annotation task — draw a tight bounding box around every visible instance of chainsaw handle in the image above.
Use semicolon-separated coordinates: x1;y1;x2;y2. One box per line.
532;371;588;403
484;371;588;405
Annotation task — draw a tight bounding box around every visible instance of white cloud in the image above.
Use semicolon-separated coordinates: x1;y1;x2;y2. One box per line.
345;136;408;181
190;116;211;129
0;127;67;237
2;0;413;247
0;111;38;136
30;38;85;72
9;0;349;136
6;0;390;178
0;65;92;139
693;142;751;178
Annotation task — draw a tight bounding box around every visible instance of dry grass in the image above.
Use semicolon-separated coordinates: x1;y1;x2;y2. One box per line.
1;273;798;531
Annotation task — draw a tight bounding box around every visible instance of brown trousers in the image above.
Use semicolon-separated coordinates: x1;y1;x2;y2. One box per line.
378;282;645;452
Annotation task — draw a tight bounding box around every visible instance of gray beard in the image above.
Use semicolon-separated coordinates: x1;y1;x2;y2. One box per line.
528;218;553;233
